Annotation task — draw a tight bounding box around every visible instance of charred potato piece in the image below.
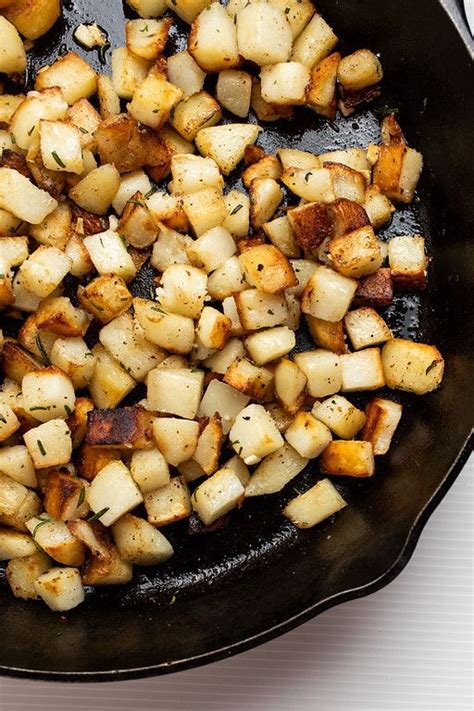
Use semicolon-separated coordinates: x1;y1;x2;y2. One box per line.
86;406;153;450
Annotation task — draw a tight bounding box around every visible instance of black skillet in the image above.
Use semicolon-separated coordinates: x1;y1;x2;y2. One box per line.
0;0;473;682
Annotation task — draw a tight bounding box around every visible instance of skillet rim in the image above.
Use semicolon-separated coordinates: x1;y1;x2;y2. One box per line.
0;0;472;683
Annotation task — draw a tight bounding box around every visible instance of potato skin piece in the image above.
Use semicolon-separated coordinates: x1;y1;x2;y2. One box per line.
86;406;153;449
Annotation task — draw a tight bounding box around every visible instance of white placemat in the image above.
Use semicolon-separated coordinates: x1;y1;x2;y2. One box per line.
1;456;472;710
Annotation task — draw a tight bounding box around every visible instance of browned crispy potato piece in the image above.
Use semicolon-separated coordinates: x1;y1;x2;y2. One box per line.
1;341;41;384
251;77;293;122
77;275;133;323
239;244;297;293
3;0;61;40
306;52;340;119
75;444;122;481
306;315;346;354
354;268;394;307
66;397;95;449
320;440;375;477
36;297;91;337
85;406;153;450
287;202;332;252
43;470;88;521
71;204;109;235
329;198;370;238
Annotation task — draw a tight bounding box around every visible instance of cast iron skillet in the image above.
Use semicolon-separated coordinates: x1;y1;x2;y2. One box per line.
0;0;472;682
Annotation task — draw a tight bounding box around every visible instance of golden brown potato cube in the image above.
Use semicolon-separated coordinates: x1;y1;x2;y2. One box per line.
144;476;191;527
306;315;346;354
66;98;101;151
171;92;222;142
242;155;282;190
337;49;383;91
4;0;61;40
329;225;383;278
35;297;91;337
29;201;72;250
354;268;394;308
328;197;370;238
306;52;340;119
287;202;332;252
125;17;172;61
85;406;153;450
0;489;42;532
128;73;183;130
1;341;41;384
193;415;223;475
77;274;133;323
381;339;444;395
35;52;98;104
118;191;159;249
44;470;88;521
373;144;422;204
6;550;52;600
239;245;297;294
75;444;122;482
66;397;94;449
320;440;375;477
82;544;133;586
0;273;14;309
344;307;392;350
224;357;274;402
361;397;403;455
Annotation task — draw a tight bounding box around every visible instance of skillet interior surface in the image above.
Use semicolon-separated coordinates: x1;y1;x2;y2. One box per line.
0;0;472;681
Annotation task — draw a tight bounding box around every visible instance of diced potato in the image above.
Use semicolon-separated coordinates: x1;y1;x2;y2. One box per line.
312;394;366;439
97;75;121;119
324;162;366;204
260;62;310;105
156;264;207;318
22;368;75;423
35;297;90;339
381;339;444;395
29;201;72;251
134;297;195;354
144;476;191;526
282;167;335;203
75;444;121;482
86;460;143;527
337;49;383;90
341;348;385;392
237;3;292;66
147;190;190;232
240;244;296;294
10;89;68;152
269;0;315;38
151;224;193;272
43;470;88;521
3;0;61;41
6;550;52;600
39;121;83;174
344;307;392;351
329;226;382;279
81;542;133;586
294;349;342;398
23;418;72;469
152;418;199;466
18;245;70;299
167;51;206;98
216;70;252;118
26;515;85;565
207;256;247;301
182;188;227;236
130;448;170;493
234;289;289;330
74;22;107;50
35;52;97;105
222;295;245;335
242;154;282;189
189;2;239;72
192;415;223;475
224;357;274;402
84;229;137;283
129;73;183;130
363;185;395;229
250;76;294;122
320;440;375;478
249;178;283;229
373;144;423;204
157;124;196;158
245;327;296;366
274;358;307;414
203;337;246;374
195;123;260;176
69;164;121;215
147;367;204;419
229;404;284;466
99;313;164;382
77;274;133;323
0;401;20;441
262;216;300;258
361;397;403;455
0;16;27;74
65;234;94;278
126;18;172;60
0;207;22;236
291;13;338;68
188;226;236;273
245;442;307;496
197;307;232;350
198;379;250;434
172;92;222;142
112;514;173;565
88;344;136;409
166;0;211;24
0;168;58;225
283;478;347;528
0;489;42;532
0;445;36;488
118;194;159;249
171;154;223;196
277;148;320;172
35;566;85;611
285;411;332;459
0;527;36;561
126;0;167;18
85;405;152;450
191;467;244;525
305;315;345;355
112;170;151;215
306;52;340;119
301;265;357;322
388;234;428;288
65;396;94;448
0;473;29;519
111;47;151;100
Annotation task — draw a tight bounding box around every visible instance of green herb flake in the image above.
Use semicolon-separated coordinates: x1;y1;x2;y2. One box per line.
32;515;51;539
37;440;47;456
64;404;72;416
29;405;51;412
0;415;6;424
304;172;312;183
35;334;51;366
98;41;110;64
140;23;149;32
79;126;89;134
27;125;35;136
77;486;86;507
144;186;157;199
88;506;110;523
230;204;243;216
51;151;66;168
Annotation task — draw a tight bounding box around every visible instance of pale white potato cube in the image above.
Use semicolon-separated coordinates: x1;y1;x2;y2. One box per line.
112;514;173;565
156;264;208;319
245;443;308;497
0;527;36;561
151;225;193;272
223;296;245;335
0;402;20;442
387;235;428;288
189;2;239;72
166;0;211;24
361;397;403;455
144;476;191;526
337;49;383;90
278;148;321;171
312;395;366;439
207;256;247;301
6;551;52;600
152;418;199;466
17;246;70;299
283;478;347;528
171;154;223;196
10;88;68;151
191;467;244;525
23;419;72;469
134;298;195;355
26;515;85;566
50;337;96;389
182;188;227;236
222;190;250;238
249;178;284;229
281;167;335;203
290;13;338;68
274;358;307;414
301;265;357;322
187;226;236;274
126;0;167;18
88;344;136;409
237;3;292;66
344;307;392;350
381;339;444;395
0;446;36;488
216;70;252;118
131;449;170;493
229;404;284;465
147;368;204;419
287;259;319;296
285;411;332;459
0;168;58;225
0;16;27;74
112;47;150;99
40;120;83;174
35;52;98;105
234;289;289;330
0;488;41;533
269;0;315;38
245;327;296;366
34;567;85;611
69;164;121;215
99;312;164;382
22;368;76;422
83;229;136;283
86;461;143;527
197;307;232;350
195;123;260;176
221;455;250;487
177;459;206;483
203;338;246;375
294;349;342;398
341;348;385;392
74;22;107;49
198;379;250;435
0;473;29;519
260;62;310;105
112;170;152;215
167;51;206;98
363;185;395;229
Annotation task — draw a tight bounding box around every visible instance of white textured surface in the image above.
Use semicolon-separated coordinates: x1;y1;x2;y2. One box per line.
0;456;472;710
